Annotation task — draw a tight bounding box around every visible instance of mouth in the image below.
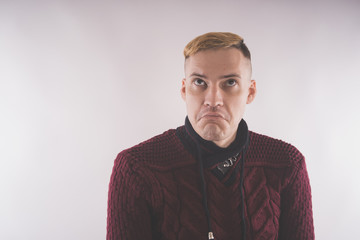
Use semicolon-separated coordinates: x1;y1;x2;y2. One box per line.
200;113;225;120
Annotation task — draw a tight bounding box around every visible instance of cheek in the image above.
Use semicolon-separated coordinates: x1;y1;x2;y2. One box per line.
186;88;203;105
227;95;248;116
186;96;201;112
187;85;201;95
185;94;203;120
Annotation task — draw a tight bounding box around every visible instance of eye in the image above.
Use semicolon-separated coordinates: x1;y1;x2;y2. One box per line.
194;78;206;86
225;79;237;87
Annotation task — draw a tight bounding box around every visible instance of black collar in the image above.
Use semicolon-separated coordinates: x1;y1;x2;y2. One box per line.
176;117;249;169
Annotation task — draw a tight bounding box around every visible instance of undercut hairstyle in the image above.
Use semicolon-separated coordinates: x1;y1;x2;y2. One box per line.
184;32;251;60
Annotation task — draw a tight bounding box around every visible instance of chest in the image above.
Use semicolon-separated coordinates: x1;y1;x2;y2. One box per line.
151;166;283;239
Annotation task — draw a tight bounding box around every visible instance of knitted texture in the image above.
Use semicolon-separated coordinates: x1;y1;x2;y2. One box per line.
107;127;314;240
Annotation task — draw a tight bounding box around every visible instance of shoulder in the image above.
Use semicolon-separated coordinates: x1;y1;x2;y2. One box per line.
246;131;305;169
114;127;194;171
122;129;178;157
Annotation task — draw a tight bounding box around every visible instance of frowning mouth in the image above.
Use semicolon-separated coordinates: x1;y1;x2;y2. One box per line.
199;113;226;121
203;113;223;118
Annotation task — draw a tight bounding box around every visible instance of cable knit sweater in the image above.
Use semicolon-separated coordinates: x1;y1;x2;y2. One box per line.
107;119;314;240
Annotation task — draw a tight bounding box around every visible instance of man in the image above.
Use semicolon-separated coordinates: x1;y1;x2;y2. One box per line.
107;32;314;240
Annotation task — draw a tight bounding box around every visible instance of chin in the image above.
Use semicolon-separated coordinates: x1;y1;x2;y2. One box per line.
200;124;225;142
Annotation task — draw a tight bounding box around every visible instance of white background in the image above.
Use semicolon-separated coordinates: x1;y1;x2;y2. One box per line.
1;0;359;239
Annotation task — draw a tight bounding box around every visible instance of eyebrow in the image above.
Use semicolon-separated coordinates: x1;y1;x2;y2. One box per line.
221;73;241;79
189;73;207;79
189;72;241;79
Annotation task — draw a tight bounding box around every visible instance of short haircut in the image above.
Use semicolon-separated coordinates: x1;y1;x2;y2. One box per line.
183;32;251;60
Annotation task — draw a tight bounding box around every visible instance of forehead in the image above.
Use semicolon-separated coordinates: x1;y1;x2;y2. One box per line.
185;48;250;77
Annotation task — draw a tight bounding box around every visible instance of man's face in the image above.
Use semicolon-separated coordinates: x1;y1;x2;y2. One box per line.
181;48;256;148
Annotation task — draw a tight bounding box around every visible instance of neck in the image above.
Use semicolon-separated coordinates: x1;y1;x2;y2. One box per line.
212;132;237;148
176;116;249;168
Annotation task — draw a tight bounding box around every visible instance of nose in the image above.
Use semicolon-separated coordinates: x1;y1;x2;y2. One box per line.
204;85;223;107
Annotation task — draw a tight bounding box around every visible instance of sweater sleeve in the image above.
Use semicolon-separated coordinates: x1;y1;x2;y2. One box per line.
278;155;315;240
107;152;153;240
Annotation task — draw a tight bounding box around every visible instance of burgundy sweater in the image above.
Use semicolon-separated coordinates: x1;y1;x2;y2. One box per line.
107;119;314;239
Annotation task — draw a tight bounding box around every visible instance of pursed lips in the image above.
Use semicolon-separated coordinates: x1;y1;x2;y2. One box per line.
199;113;225;120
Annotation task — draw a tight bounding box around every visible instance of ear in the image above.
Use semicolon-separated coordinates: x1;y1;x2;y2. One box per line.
181;78;186;101
246;80;257;104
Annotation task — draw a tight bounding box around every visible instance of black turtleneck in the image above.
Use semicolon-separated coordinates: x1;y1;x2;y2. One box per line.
176;116;249;240
176;116;249;179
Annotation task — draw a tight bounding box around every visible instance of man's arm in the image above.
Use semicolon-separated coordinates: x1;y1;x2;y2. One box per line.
278;156;314;239
107;153;153;240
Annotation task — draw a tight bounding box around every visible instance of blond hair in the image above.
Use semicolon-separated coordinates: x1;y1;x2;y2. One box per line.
183;32;251;60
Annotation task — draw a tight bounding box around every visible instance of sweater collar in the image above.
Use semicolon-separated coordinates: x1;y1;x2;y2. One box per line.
177;116;249;168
